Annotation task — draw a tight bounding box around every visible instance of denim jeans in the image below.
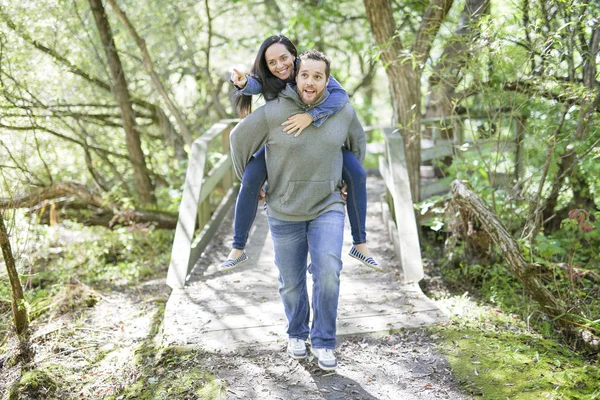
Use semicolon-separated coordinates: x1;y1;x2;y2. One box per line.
268;210;345;349
232;146;267;250
233;146;366;249
341;148;367;245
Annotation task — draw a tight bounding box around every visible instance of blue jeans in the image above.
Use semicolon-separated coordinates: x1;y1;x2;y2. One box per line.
268;210;345;349
232;146;366;249
232;147;267;249
342;148;367;245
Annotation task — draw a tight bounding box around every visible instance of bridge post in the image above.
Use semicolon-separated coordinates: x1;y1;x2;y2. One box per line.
380;129;424;283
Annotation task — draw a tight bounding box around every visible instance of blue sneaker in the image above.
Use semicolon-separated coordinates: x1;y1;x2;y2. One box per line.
349;246;383;272
218;252;248;272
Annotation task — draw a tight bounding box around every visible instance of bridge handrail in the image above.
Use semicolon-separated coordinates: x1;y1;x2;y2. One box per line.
375;112;526;282
166;119;239;289
166;114;526;287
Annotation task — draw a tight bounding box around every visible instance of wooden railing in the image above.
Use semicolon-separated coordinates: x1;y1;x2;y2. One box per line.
419;113;526;198
166;119;239;289
375;111;526;282
166;113;526;287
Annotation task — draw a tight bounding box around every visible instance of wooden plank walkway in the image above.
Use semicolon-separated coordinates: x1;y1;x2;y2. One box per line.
163;176;446;351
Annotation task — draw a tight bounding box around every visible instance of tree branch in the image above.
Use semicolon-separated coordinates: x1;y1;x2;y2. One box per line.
0;182;177;229
0;122;129;160
413;0;454;64
0;9;156;112
106;0;194;145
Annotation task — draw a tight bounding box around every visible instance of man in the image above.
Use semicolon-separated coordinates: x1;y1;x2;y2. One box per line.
230;50;366;371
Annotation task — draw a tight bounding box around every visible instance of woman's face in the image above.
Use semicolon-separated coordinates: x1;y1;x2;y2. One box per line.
264;43;294;81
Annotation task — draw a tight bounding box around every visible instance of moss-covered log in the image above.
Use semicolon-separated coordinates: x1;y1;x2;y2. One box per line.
451;180;599;352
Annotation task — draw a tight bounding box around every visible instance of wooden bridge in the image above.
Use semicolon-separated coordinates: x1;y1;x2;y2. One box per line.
163;112;524;348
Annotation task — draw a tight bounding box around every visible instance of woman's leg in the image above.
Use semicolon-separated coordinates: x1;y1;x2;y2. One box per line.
341;149;367;245
222;146;266;268
342;149;381;270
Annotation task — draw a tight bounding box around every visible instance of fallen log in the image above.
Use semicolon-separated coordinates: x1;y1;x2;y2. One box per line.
0;181;177;229
451;180;599;352
0;181;105;209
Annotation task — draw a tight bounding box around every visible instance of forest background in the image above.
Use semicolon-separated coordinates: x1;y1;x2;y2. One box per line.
1;0;599;398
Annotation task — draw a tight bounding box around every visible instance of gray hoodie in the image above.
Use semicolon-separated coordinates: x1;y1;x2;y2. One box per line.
230;84;366;222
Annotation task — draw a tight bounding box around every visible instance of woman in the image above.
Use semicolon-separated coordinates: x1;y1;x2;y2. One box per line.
221;35;380;271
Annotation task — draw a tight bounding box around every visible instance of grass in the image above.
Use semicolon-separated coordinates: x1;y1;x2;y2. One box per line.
5;303;228;400
105;306;227;400
114;346;226;400
8;368;58;400
0;219;174;331
1;219;231;399
432;296;600;399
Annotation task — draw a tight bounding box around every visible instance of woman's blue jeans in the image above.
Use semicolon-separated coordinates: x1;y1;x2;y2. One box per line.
268;210;344;349
232;146;367;249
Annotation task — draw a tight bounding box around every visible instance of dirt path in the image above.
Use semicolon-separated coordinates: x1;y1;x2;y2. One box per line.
1;175;468;399
188;175;468;399
197;330;465;399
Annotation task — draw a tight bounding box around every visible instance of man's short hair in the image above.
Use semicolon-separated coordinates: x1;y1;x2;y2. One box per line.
298;50;331;79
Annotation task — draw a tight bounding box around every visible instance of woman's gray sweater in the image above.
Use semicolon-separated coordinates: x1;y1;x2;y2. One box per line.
230;84;366;222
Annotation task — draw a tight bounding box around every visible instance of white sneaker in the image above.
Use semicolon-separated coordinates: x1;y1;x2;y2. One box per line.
310;347;337;371
287;338;307;359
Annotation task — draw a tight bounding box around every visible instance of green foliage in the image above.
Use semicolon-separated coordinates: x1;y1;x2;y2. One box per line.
426;0;600;344
116;345;225;400
415;194;449;232
0;220;173;329
9;368;58;400
362;152;379;170
437;201;600;344
112;305;226;400
434;303;600;399
430;103;600;342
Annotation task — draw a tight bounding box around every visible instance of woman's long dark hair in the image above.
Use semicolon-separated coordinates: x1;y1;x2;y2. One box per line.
235;35;298;117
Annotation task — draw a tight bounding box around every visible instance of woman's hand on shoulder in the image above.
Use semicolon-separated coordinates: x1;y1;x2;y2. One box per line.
230;68;247;89
281;113;313;137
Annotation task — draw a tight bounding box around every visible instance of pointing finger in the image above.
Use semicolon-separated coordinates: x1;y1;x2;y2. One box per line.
232;68;244;79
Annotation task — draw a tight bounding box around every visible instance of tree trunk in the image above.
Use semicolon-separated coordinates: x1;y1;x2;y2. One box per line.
89;0;156;206
363;0;419;201
106;0;194;146
363;0;453;203
0;213;28;335
426;0;490;120
451;180;599;352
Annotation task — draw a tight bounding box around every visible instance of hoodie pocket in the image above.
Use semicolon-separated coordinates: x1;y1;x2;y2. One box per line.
279;180;337;216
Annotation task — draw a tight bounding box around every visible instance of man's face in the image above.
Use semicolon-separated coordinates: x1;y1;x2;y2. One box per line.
295;59;329;106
